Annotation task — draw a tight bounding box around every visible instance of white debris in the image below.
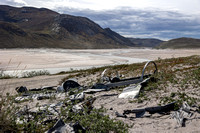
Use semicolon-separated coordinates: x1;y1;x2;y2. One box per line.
118;84;142;99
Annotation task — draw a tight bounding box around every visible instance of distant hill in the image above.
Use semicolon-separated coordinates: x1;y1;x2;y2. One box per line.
128;38;164;47
0;5;135;49
158;37;200;49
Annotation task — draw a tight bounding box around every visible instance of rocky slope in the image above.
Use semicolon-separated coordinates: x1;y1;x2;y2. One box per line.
128;38;164;47
158;37;200;49
0;5;134;49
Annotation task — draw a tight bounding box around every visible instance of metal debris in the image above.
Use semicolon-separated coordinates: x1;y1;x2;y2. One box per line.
171;102;196;127
46;119;86;133
84;61;157;94
46;119;67;133
15;86;28;93
118;84;142;99
62;79;80;92
70;92;85;102
83;83;109;93
115;111;127;118
123;102;176;118
105;61;157;88
118;77;150;99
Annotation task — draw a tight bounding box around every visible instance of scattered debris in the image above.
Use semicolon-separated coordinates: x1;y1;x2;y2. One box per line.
37;95;50;100
29;86;57;92
171;102;199;127
72;122;86;133
70;92;85;102
84;61;157;94
83;83;109;93
62;79;80;92
100;68;109;83
123;102;176;118
105;61;157;88
118;84;142;99
46;119;68;133
115;111;127;118
72;104;83;113
70;96;96;113
3;56;200;132
41;86;57;90
118;77;151;99
100;68;120;83
29;88;42;91
15;95;31;102
46;119;86;133
15;86;28;93
57;86;64;92
15;93;65;102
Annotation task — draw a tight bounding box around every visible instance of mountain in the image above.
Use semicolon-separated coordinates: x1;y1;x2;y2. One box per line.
157;37;200;49
128;38;164;47
0;5;135;49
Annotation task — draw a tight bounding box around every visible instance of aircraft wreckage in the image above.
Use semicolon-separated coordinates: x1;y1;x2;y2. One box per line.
13;60;200;132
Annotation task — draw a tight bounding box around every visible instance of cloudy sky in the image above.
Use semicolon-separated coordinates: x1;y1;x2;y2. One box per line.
1;0;200;40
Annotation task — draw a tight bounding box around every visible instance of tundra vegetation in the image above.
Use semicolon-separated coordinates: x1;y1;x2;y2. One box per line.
0;55;200;132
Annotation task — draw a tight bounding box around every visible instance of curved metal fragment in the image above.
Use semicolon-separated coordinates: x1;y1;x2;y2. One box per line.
140;61;157;80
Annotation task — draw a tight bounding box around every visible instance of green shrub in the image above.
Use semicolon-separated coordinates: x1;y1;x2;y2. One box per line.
62;105;129;133
0;94;19;132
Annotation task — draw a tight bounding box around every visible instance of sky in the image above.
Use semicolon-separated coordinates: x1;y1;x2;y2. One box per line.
1;0;200;40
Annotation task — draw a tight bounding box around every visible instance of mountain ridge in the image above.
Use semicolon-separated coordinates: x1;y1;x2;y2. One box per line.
157;37;200;49
1;5;200;49
0;5;134;49
128;38;164;47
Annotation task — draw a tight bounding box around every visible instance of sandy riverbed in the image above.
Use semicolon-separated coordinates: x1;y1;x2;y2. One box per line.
1;48;200;74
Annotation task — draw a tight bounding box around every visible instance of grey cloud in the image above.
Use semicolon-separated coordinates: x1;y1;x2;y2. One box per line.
0;0;26;6
55;7;200;40
1;1;199;40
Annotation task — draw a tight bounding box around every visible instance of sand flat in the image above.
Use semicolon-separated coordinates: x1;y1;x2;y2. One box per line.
0;48;200;74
